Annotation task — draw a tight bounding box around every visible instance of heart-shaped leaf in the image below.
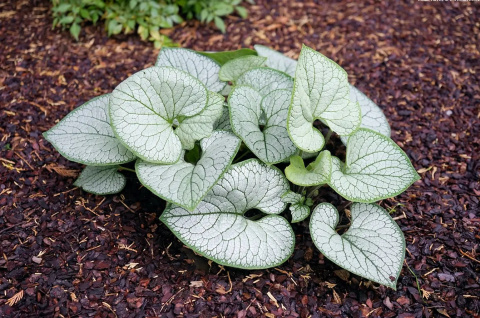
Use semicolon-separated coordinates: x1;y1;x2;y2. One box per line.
174;91;224;150
287;45;361;152
252;47;387;148
156;47;226;93
340;85;391;144
281;191;310;223
229;86;297;164
281;191;303;204
161;159;294;269
43;94;136;166
285;151;332;186
109;66;209;164
136;131;241;210
290;204;310;223
219;55;267;83
254;44;297;77
74;166;126;195
310;203;405;289
329;129;420;202
236;67;293;96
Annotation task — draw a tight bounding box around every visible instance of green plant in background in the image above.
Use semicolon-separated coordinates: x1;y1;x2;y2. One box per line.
51;0;105;40
50;0;251;46
44;45;420;289
176;0;251;32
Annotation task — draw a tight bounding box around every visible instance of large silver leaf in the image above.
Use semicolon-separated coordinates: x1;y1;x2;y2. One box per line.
329;129;420;202
229;86;297;164
156;47;226;93
136;131;240;210
213;105;232;132
161;159;294;269
236;67;293;96
254;44;297;77
175;91;224;150
74;166;126;195
340;85;391;144
287;45;361;152
219;55;267;83
310;203;405;289
109;66;209;164
43;94;135;166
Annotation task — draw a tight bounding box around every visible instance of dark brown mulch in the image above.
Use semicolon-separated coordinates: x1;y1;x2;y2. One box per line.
1;0;479;317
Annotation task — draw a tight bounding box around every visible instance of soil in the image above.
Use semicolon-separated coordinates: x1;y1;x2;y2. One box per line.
1;0;479;317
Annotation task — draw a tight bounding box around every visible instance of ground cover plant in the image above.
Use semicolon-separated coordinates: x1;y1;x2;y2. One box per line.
43;45;420;289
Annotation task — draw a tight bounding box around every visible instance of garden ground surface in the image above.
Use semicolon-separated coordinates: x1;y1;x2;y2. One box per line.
1;0;479;317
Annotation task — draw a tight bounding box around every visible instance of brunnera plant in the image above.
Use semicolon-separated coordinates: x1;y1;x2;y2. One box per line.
44;45;420;289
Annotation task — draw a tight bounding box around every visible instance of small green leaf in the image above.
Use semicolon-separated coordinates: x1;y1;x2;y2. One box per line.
59;15;75;25
229;87;297;164
200;9;208;22
74;166;126;195
156;48;226;93
43;94;136;166
109;66;209;164
214;3;234;16
281;191;310;223
107;19;122;36
91;12;99;24
80;9;91;20
161;159;293;269
55;3;72;13
254;45;297;77
310;203;405;289
70;23;81;40
235;6;248;18
138;25;149;40
287;45;361;152
199;48;257;65
137;131;241;210
129;0;138;9
329;129;420;202
214;16;226;33
281;191;303;204
219;56;267;83
290;204;310;223
285;151;331;186
236;67;293;97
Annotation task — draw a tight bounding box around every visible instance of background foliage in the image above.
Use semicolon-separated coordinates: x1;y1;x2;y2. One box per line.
51;0;251;47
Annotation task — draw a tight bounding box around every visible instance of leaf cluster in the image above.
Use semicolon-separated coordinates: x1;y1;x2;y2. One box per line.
44;45;420;289
50;0;250;45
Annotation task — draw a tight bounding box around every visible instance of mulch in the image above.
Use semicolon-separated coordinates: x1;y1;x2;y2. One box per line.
1;0;479;317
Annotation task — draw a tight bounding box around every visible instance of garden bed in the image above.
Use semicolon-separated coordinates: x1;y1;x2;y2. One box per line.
0;0;479;317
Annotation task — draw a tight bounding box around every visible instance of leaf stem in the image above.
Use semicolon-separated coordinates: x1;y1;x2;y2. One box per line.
306;184;324;198
404;260;425;302
118;166;136;173
247;213;265;221
324;129;333;145
233;148;251;163
298;186;305;195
